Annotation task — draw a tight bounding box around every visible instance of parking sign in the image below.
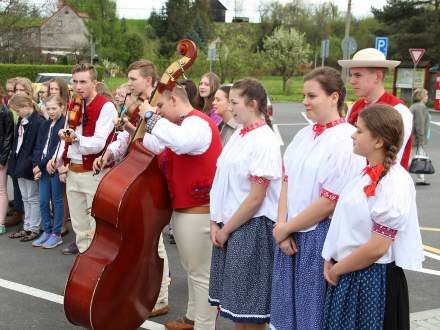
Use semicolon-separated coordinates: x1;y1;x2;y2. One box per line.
375;37;388;58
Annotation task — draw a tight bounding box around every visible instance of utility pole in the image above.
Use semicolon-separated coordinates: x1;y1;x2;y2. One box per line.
342;0;352;83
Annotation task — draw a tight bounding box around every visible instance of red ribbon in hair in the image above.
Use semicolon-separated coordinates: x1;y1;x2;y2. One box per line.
362;164;384;197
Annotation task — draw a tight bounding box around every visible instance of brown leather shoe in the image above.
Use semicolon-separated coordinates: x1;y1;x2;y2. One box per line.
149;305;170;318
5;211;23;227
164;317;194;330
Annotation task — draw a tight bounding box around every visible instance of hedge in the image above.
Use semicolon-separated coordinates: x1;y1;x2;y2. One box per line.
0;64;104;88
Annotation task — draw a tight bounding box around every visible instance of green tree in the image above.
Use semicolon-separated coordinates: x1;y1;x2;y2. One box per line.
124;33;144;67
372;0;440;61
263;27;311;93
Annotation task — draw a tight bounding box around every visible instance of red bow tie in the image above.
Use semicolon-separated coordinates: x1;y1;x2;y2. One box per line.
312;118;346;139
239;120;266;137
312;123;325;138
362;164;384;197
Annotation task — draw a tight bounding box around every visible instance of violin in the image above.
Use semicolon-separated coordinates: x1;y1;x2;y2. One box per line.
64;95;83;142
64;39;198;330
51;95;84;169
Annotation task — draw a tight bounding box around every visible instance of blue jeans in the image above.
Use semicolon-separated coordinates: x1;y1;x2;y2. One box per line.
39;171;64;234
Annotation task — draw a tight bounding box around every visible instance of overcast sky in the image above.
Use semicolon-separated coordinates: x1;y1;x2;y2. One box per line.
115;0;388;20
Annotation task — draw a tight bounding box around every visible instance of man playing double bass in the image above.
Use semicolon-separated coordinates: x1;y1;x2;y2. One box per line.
48;63;117;254
140;85;222;330
93;59;171;318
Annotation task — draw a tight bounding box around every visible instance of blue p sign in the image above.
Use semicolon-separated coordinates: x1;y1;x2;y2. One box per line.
375;37;388;58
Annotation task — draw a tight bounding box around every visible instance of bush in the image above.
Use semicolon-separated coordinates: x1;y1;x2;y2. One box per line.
0;64;104;87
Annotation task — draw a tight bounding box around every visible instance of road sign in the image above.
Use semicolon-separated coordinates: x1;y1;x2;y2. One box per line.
375;36;388;58
409;48;425;65
208;47;218;61
320;39;330;59
341;37;357;57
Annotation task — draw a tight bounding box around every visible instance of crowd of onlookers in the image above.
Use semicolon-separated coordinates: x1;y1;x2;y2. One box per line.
0;71;234;252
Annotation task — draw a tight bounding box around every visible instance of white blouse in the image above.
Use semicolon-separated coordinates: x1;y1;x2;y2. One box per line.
210;124;282;224
284;122;365;232
322;164;424;270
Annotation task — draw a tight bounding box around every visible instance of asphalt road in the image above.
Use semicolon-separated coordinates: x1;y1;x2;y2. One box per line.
0;102;439;330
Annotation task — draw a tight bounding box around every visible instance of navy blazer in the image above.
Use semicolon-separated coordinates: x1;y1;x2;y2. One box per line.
8;111;44;180
32;116;65;172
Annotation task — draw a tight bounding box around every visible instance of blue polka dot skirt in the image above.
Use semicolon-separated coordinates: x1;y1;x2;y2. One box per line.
323;263;387;330
208;216;275;324
270;219;330;330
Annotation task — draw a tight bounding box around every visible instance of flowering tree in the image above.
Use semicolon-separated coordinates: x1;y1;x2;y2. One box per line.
264;27;311;93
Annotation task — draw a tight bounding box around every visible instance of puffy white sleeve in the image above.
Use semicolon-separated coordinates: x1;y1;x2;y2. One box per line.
318;140;366;201
108;131;130;162
369;173;413;240
247;139;282;181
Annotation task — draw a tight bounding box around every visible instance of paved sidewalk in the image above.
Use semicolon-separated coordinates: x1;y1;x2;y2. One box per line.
411;308;440;329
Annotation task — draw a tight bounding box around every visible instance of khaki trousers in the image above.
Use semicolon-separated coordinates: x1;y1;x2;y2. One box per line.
155;233;170;309
66;170;103;253
172;211;217;330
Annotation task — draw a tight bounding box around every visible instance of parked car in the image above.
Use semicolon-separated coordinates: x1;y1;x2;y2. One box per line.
35;73;72;84
32;73;73;94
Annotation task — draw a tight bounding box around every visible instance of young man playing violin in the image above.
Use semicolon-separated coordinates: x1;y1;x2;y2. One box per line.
139;85;222;330
48;63;117;255
93;59;172;319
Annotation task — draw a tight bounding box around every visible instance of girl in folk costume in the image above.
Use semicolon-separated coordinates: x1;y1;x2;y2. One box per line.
321;105;424;330
209;78;282;329
270;67;365;330
31;95;66;249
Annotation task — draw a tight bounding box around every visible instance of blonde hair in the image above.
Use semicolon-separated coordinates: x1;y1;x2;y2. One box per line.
14;77;34;97
412;88;427;103
8;94;38;113
45;94;66;110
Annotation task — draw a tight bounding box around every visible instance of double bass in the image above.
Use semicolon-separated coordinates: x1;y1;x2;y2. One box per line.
63;39;197;330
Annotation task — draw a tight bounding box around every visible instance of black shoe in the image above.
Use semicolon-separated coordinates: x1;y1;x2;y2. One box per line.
416;181;431;186
62;241;79;255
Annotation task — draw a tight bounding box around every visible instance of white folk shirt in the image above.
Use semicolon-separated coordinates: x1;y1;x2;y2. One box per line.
284;122;366;232
108;130;130;162
210;124;282;224
142;116;212;156
60;101;117;164
322;164;424;270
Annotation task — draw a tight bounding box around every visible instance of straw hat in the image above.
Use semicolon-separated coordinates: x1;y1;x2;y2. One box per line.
338;48;401;68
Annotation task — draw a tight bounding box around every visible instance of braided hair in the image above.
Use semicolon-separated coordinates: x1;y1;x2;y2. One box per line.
359;104;404;179
231;78;272;129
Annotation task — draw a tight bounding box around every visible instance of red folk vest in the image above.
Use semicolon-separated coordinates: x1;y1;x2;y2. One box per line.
81;93;113;170
348;92;413;169
159;109;222;209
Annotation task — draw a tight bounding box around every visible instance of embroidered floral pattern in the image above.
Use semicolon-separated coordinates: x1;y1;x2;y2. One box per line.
190;178;211;200
320;188;339;202
373;221;397;240
250;175;270;187
312;118;346;139
239;120;266;137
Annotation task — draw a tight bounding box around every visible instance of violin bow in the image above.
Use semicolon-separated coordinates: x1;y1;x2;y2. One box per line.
93;93;131;175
